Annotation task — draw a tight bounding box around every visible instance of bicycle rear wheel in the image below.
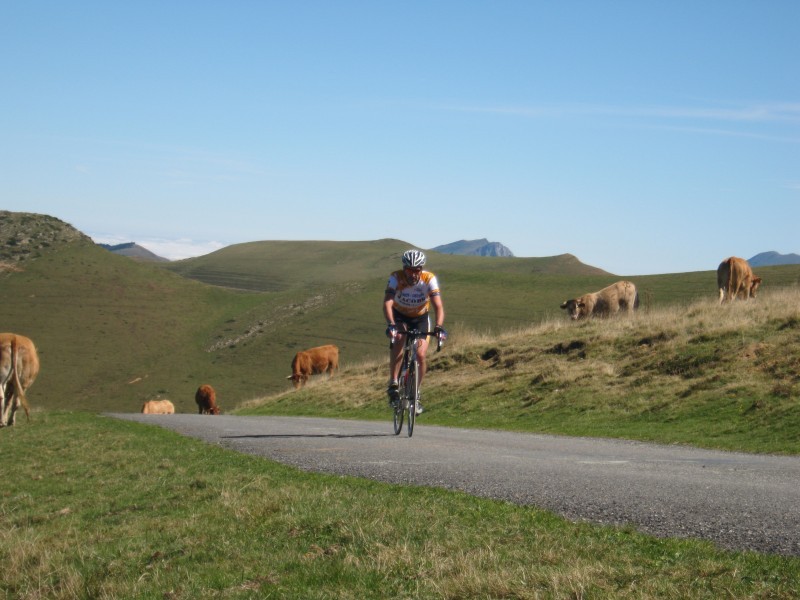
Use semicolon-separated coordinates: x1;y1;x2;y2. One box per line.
405;360;418;437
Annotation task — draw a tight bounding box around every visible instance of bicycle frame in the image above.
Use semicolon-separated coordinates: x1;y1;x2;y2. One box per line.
391;328;441;437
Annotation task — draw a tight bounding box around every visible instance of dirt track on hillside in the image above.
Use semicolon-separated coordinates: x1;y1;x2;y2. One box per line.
109;414;800;556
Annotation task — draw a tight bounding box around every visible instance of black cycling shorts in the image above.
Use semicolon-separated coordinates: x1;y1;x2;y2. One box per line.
392;311;430;333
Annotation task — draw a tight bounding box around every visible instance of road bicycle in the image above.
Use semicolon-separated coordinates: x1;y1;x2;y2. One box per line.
390;328;443;437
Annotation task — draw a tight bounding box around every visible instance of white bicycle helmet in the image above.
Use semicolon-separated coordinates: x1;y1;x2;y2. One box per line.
402;249;426;268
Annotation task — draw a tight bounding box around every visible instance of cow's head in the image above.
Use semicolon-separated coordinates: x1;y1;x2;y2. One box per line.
210;406;221;415
560;298;587;320
750;277;762;297
287;373;306;389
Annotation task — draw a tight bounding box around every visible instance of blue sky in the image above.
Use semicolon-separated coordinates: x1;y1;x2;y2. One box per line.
3;2;798;274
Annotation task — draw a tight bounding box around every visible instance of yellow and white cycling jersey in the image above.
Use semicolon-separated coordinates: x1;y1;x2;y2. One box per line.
385;270;441;318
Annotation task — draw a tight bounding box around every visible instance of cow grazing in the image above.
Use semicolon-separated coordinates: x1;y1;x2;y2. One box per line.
287;344;339;389
0;333;39;427
560;281;639;321
717;256;762;304
141;399;175;414
195;384;220;415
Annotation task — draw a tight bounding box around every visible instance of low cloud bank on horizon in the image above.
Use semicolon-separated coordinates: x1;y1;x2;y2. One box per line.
91;234;225;261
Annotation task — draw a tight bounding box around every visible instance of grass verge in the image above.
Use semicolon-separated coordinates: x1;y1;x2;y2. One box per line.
2;412;799;599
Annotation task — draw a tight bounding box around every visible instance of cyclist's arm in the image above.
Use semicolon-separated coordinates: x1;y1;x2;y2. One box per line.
383;291;396;325
431;293;445;328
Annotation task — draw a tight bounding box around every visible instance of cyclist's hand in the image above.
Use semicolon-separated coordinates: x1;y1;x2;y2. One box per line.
386;324;398;339
434;325;448;342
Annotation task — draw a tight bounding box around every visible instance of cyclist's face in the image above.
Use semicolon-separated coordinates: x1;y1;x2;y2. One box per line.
404;267;422;283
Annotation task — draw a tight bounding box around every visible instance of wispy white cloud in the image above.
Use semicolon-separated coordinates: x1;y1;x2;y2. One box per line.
445;102;800;125
640;125;800;144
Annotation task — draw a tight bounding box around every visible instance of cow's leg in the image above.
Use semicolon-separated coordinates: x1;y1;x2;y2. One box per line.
0;385;6;427
7;396;19;426
1;385;17;426
0;381;14;427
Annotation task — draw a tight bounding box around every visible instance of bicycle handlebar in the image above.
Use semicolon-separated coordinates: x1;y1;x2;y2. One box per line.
389;328;443;352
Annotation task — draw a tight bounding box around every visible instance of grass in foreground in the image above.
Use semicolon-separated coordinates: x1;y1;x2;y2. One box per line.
2;412;799;599
241;288;800;455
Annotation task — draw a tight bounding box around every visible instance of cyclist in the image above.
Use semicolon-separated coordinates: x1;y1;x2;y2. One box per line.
383;249;446;414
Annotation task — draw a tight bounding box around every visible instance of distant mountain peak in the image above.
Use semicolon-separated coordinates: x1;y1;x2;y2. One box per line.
433;239;514;257
748;251;800;267
99;242;168;262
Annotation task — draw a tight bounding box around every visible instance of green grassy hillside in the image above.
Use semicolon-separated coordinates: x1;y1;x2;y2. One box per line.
242;286;800;455
3;211;799;419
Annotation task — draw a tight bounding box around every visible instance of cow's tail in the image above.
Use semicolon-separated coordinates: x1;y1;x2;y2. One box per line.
634;290;640;311
10;336;31;423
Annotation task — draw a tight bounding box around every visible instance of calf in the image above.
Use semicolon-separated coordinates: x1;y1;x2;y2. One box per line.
141;399;175;414
195;384;220;415
560;281;639;321
287;344;339;389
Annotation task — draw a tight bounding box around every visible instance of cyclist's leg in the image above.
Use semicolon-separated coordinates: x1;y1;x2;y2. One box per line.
415;313;432;385
389;335;404;382
390;313;415;382
387;312;410;405
387;338;403;406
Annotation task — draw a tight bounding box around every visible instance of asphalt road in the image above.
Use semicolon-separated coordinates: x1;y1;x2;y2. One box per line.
109;414;800;556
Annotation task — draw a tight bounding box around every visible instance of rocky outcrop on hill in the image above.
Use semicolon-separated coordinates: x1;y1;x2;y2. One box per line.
0;210;92;263
433;239;514;257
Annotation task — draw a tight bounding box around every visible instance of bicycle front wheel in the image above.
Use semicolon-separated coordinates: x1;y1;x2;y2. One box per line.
405;360;418;437
392;400;404;435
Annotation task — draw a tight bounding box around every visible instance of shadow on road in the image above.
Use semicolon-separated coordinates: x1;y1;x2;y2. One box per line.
221;433;393;440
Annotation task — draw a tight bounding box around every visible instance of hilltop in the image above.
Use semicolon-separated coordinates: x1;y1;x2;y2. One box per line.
0;210;92;264
163;238;608;292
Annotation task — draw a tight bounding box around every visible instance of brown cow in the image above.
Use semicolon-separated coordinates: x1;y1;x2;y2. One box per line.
717;256;762;304
560;281;639;321
0;333;39;426
195;384;220;415
141;399;175;414
287;344;339;389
